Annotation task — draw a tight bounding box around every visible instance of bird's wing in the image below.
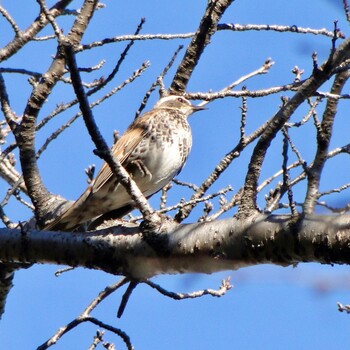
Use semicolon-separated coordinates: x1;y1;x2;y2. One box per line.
91;118;148;193
43;115;150;231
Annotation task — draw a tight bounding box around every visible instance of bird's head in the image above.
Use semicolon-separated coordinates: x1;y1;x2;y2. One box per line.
154;95;206;117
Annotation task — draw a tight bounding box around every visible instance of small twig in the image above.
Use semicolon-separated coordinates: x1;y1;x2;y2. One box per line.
79;59;106;72
0;205;16;228
135;45;184;119
338;302;350;313
37;16;147;131
54;266;75;277
160;182;173;209
172;179;199;191
198;201;214;222
117;280;139;318
175;117;271;222
286;97;321;127
291;66;304;83
283;126;309;174
1;180;22;207
0;6;21;36
189;58;275;110
281;128;297;216
33;34;56;41
13;190;35;210
317;201;350;214
132;186;232;222
88;330;105;350
78;23;343;52
143;277;232;300
218;23;345;38
0;67;103;88
37;0;64;40
0;73;18;132
314;91;350;100
343;0;350;23
92;17;146;96
85;165;96;184
240;95;247;141
38;278;131;350
319;183;350;199
225;58;274;91
331;21;340;55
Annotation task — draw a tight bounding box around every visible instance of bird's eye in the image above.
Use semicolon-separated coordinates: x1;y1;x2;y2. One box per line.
177;97;184;103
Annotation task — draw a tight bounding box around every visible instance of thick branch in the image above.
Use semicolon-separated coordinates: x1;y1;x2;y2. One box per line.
303;70;350;214
0;0;73;62
169;0;234;94
239;36;350;216
15;0;99;224
1;214;350;278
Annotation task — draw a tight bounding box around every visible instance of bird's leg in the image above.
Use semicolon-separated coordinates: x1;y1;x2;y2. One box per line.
129;160;152;178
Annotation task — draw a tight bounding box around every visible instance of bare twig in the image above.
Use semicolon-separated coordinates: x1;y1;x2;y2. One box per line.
219;23;345;38
117;280;138;318
38;278;132;350
175;117;271;222
343;0;350;22
286;97;321;127
132;186;232;222
143;277;232;299
198;201;214;222
0;0;73;62
318;183;350;199
78;23;342;52
135;45;184;119
37;17;146;133
0;206;15;229
172;179;198;191
0;6;21;37
88;330;105;350
281;128;297;216
318;202;350;214
0;73;18;132
338;302;350;313
160;182;173;209
37;0;65;40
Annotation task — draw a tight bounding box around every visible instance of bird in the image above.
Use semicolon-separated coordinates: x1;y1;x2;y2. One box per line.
44;95;205;231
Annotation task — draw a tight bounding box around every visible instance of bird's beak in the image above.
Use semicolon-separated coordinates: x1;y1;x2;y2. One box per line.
192;104;207;112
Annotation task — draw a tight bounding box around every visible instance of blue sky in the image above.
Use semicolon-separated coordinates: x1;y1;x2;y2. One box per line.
1;0;350;349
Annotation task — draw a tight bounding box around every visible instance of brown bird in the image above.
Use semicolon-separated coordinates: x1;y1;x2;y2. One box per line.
44;95;205;231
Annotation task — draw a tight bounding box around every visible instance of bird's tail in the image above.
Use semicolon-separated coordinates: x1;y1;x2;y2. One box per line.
43;187;93;232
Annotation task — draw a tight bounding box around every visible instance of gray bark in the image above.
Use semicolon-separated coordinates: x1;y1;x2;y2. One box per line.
1;213;349;278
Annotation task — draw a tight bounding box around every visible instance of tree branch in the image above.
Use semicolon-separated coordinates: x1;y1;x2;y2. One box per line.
238;36;350;217
303;70;350;214
15;0;99;225
1;214;350;278
0;0;73;62
169;0;234;94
